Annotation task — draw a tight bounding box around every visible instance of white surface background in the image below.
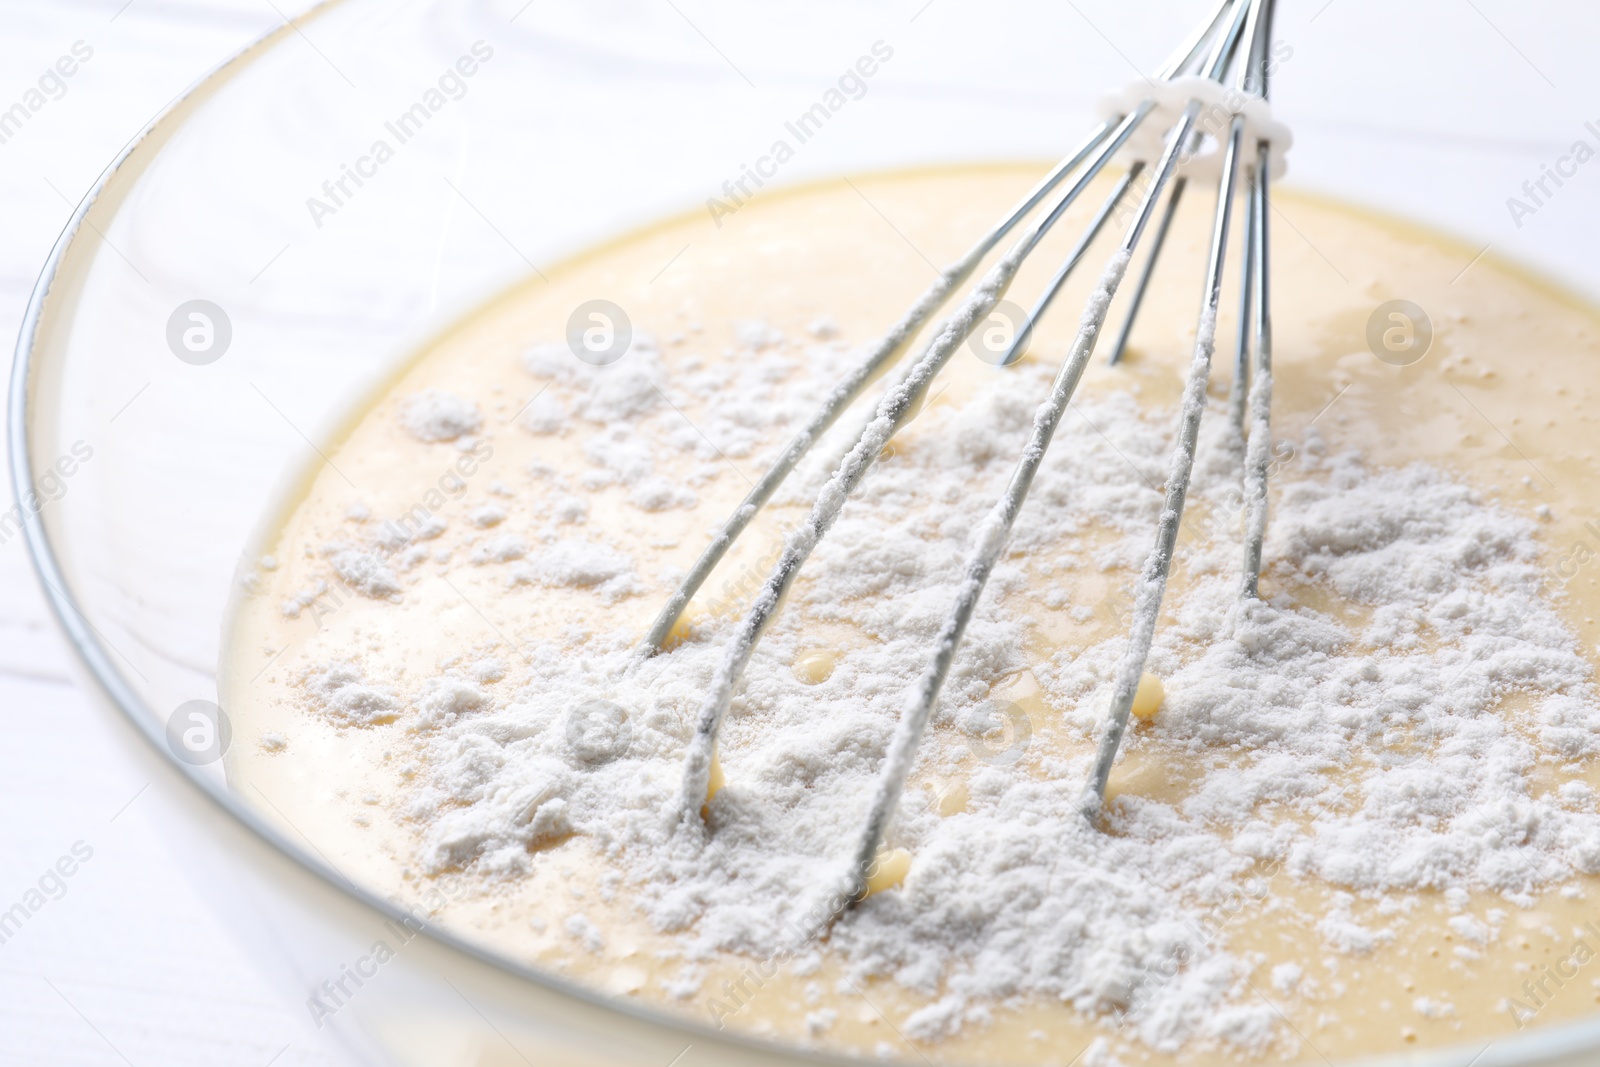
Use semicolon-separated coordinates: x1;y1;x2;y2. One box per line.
3;0;1599;1063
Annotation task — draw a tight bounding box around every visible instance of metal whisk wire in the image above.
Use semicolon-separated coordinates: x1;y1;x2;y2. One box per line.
646;0;1285;903
1082;0;1278;819
850;0;1271;891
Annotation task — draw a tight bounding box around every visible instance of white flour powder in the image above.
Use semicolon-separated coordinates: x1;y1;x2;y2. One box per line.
398;388;482;442
290;325;1600;1056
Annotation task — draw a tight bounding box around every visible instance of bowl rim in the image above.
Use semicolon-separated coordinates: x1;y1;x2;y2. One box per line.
10;4;1600;1065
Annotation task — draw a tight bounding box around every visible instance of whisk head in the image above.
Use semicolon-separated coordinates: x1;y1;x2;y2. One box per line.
643;0;1287;908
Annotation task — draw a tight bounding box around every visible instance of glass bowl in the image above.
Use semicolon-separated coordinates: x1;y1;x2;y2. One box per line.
11;1;1600;1063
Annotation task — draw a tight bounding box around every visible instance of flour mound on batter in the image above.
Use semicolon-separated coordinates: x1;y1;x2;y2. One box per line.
399;388;482;442
294;342;1600;1053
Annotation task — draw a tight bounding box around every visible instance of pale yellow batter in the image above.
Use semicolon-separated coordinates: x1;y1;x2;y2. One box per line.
222;164;1600;1064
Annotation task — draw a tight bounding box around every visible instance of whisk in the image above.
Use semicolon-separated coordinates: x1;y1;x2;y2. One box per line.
644;0;1288;901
